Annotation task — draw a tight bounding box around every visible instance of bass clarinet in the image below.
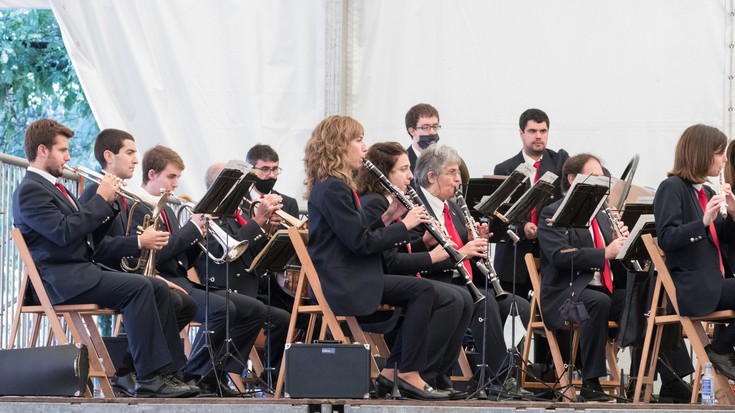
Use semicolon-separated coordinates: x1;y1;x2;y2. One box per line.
454;186;508;299
362;159;485;304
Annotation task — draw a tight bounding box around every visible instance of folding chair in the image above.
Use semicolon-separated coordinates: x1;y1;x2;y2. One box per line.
519;253;620;401
8;228;118;398
634;234;735;405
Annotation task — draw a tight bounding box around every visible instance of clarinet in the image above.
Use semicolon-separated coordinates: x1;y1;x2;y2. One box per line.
602;201;643;272
454;186;508;299
362;159;485;304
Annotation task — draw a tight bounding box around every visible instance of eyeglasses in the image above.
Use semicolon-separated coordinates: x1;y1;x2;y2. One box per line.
414;124;442;132
441;169;461;177
253;166;282;175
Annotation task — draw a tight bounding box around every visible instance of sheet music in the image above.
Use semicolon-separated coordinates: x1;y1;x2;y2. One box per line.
474;164;534;215
500;171;558;223
550;174;610;227
616;214;655;260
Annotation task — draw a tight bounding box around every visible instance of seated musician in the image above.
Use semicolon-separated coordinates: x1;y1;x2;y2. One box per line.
304;115;449;400
412;144;531;396
655;125;735;381
355;141;473;399
131;145;266;396
79;129;198;396
13;119;195;398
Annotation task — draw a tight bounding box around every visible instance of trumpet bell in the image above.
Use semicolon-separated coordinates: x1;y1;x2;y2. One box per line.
225;239;249;262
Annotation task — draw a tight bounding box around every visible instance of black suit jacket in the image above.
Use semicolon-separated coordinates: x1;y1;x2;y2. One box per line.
493;148;569;285
359;192;454;276
654;176;735;316
12;171;118;304
130;203;203;293
537;198;627;331
307;176;410;316
80;182;140;271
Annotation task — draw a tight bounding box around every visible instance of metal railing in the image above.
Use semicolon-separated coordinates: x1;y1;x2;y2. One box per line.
0;152;113;349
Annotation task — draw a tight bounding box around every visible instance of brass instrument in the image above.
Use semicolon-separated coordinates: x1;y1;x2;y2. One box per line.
246;197;308;238
121;191;171;275
170;195;249;264
362;158;485;304
63;165;163;208
454;185;508;299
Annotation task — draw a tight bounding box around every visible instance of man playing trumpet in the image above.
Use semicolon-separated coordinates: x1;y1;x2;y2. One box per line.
79;129;199;396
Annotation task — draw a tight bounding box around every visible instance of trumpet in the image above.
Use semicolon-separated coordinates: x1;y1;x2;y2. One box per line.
169;195;250;264
720;164;728;218
454;185;508;299
362;158;485;304
245;197;308;238
63;165;163;208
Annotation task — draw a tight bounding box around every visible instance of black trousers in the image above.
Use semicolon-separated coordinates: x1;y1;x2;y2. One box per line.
469;292;531;376
380;275;438;372
185;288;266;376
63;272;187;379
422;280;473;384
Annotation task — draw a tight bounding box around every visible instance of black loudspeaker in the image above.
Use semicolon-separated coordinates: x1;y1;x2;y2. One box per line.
0;344;89;396
285;343;370;398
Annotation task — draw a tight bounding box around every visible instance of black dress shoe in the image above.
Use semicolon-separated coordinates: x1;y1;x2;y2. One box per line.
579;378;610;402
658;379;693;404
111;372;136;397
374;375;396;398
135;374;195;398
396;377;449;401
197;378;240;397
705;345;735;381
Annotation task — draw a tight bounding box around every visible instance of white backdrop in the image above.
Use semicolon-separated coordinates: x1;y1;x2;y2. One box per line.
2;0;733;206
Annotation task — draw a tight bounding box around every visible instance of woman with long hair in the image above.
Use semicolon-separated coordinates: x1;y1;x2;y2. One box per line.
654;124;735;380
303;115;448;400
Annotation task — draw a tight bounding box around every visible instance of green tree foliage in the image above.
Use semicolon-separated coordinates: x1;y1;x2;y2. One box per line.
0;9;98;165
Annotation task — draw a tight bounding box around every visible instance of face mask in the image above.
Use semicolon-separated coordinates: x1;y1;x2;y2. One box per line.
254;177;277;194
417;134;440;149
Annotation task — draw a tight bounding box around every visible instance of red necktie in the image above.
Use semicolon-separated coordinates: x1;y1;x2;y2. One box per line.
591;218;613;292
161;209;172;233
443;203;473;280
353;191;362;208
121;196;128;213
531;160;541;225
55;181;76;209
697;188;725;277
234;209;248;226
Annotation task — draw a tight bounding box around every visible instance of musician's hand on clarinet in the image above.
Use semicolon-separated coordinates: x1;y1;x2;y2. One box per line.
422;230;439;248
616;221;630;238
604;237;626;259
97;172;121;204
428;244;450;263
139;225;169;250
476;222;490;240
382;196;408;226
704;194;725;226
459;238;488;259
400;206;430;230
524;222;538;240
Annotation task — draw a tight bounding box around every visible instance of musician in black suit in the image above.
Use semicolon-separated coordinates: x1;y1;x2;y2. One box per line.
79;128;198;396
404;103;469;184
356;142;473;398
133;145;266;396
655;124;735;381
304;115;449;400
412;144;532;396
493;108;569;299
12;119;194;398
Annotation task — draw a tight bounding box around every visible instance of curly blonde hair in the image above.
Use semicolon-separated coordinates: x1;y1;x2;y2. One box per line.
304;115;363;199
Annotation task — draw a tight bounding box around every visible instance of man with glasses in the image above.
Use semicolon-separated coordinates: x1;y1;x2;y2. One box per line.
404;103;469;184
197;144;298;384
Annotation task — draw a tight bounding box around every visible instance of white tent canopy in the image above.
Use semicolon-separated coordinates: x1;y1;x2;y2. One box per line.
2;0;733;206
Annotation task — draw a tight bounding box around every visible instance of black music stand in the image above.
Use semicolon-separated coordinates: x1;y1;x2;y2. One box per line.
616;214;656;263
491;172;559;399
475;165;534;219
465;177;523;244
547;173;611;402
619;204;653;231
197;160;254;396
247;230;298;390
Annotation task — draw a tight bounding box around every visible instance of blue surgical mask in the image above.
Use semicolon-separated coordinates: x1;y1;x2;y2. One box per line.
417;134;440;149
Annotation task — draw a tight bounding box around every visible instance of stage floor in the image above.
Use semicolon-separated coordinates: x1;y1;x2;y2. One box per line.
0;397;729;413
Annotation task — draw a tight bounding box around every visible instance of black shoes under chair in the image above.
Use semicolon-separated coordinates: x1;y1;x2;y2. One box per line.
374;375;449;400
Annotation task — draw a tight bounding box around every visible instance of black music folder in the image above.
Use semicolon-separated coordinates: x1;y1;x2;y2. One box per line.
193;160;254;215
249;229;298;273
549;174;610;228
465;175;526;243
616;214;656;261
619;203;653;229
475;164;534;217
495;171;559;224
